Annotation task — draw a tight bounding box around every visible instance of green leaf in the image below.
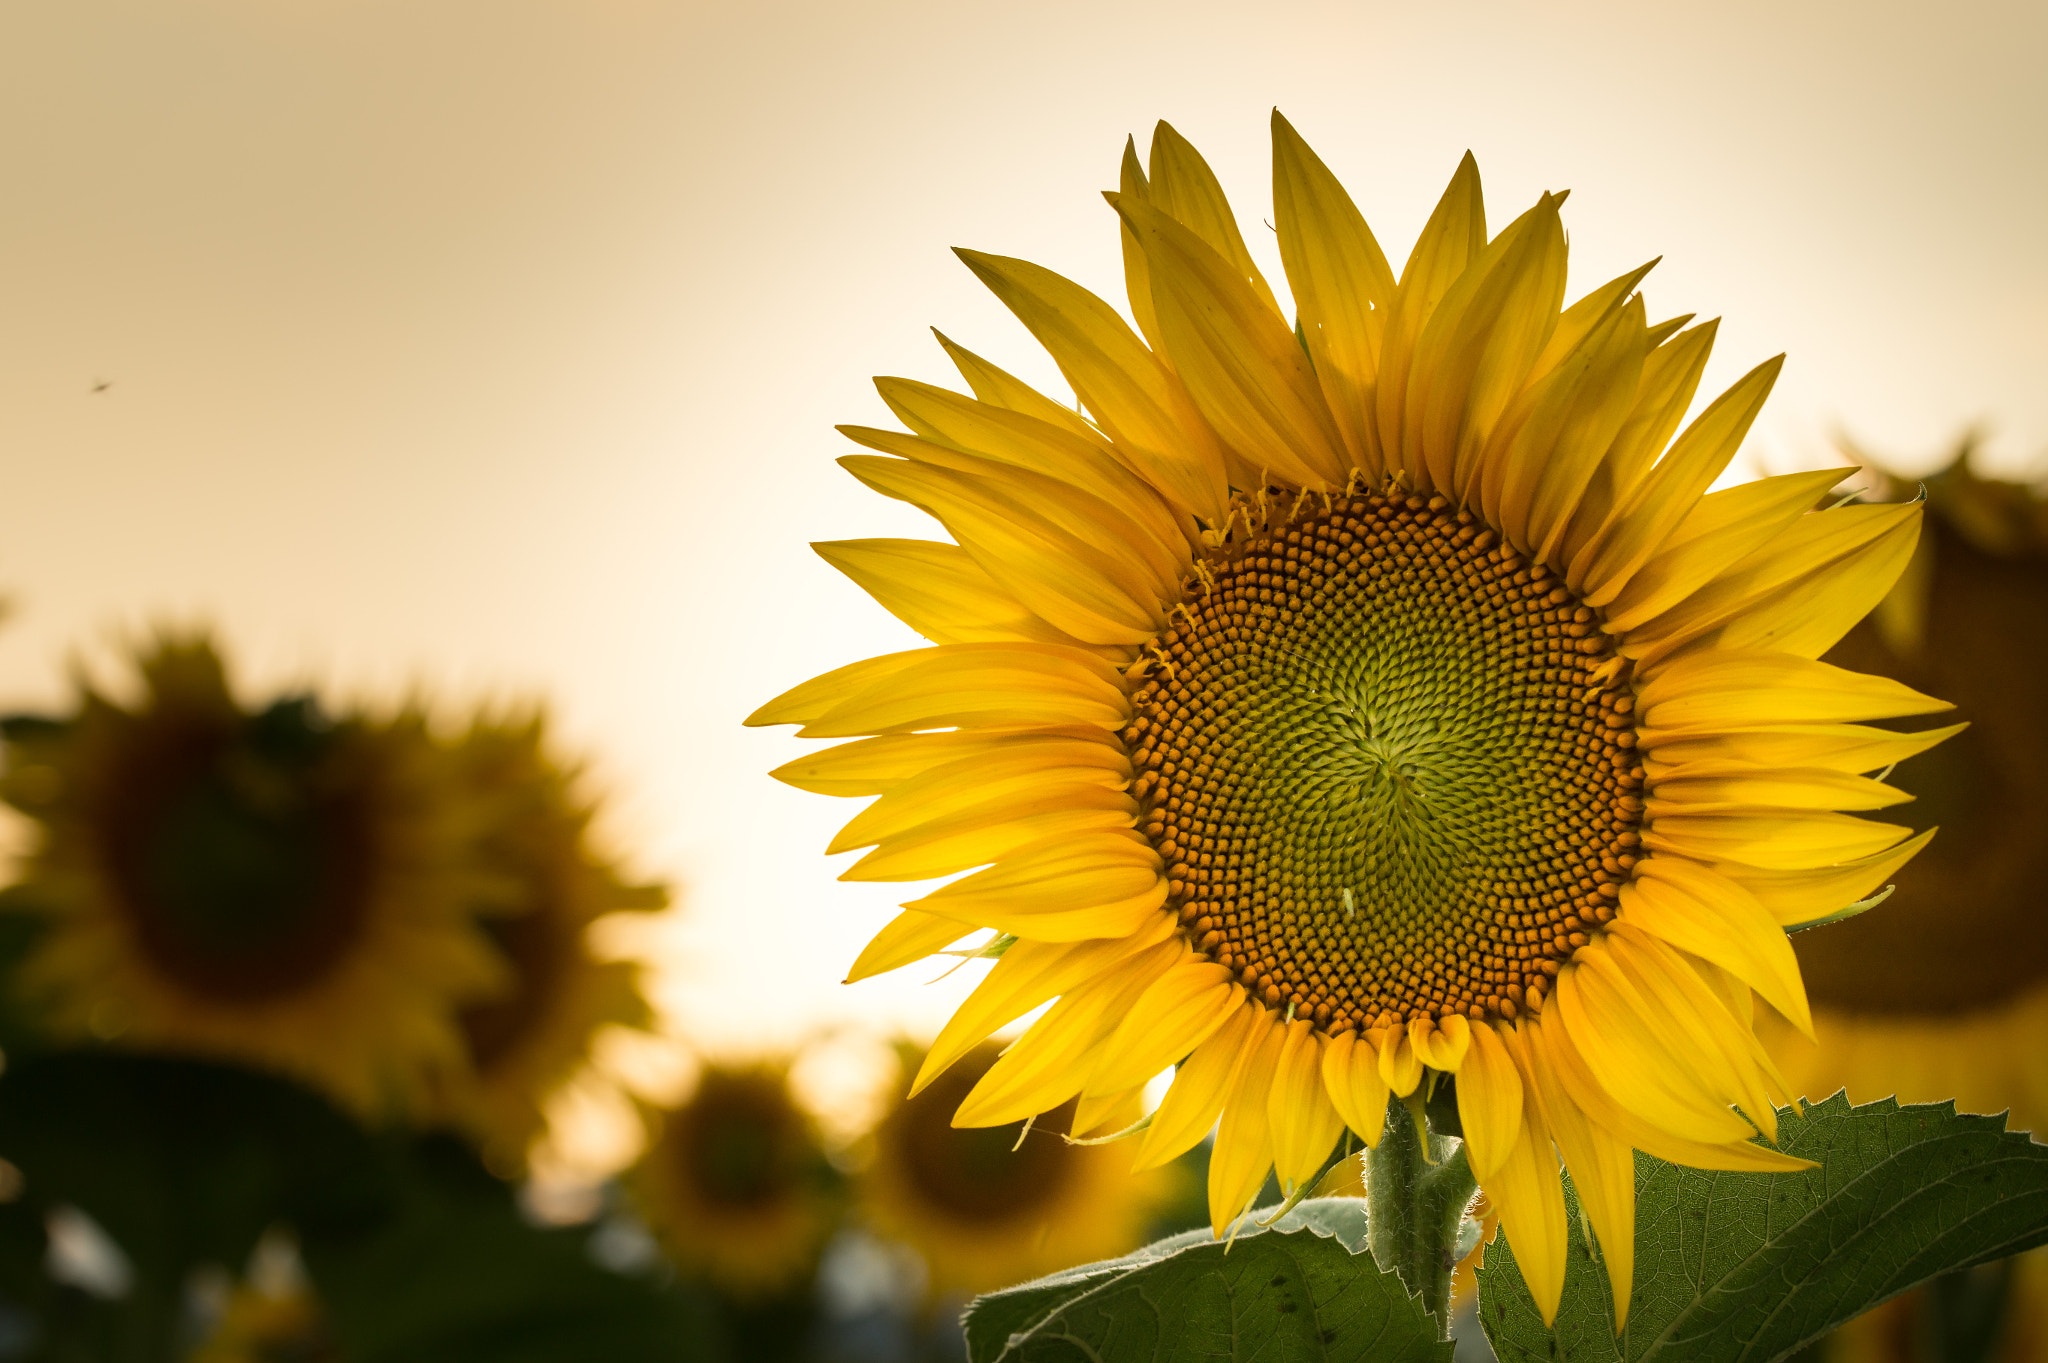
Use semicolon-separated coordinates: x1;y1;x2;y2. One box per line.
963;1198;1450;1363
0;1053;721;1362
1476;1093;2048;1363
302;1136;720;1363
0;1052;384;1363
0;1051;382;1290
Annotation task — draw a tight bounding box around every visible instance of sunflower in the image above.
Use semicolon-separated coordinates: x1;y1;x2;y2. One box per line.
860;1041;1172;1299
430;717;666;1175
1766;443;2048;1132
0;637;506;1117
630;1062;839;1299
747;115;1951;1325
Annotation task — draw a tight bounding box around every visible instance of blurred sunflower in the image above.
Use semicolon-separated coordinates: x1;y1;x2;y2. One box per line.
0;637;505;1117
1765;445;2048;1363
433;717;665;1176
631;1062;839;1299
861;1041;1171;1299
1770;444;2048;1132
749;114;1950;1325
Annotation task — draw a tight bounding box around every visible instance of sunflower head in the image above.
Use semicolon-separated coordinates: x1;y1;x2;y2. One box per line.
0;635;506;1117
631;1062;840;1299
751;115;1951;1325
858;1041;1172;1300
428;716;666;1175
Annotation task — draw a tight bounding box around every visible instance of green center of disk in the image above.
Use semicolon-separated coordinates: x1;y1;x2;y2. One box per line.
1126;489;1646;1032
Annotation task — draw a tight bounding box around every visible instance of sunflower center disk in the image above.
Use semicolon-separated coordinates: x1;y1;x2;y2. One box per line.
108;703;373;1003
1127;490;1647;1032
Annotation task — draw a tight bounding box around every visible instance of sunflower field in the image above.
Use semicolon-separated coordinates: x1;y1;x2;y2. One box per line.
2;48;2046;1363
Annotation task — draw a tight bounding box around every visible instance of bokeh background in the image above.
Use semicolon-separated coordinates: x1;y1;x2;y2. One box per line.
0;0;2043;1331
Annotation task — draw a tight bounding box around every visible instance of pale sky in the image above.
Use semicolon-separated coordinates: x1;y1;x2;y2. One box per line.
2;0;2043;1068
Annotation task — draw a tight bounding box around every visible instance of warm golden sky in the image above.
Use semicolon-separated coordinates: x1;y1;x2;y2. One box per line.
2;0;2044;1059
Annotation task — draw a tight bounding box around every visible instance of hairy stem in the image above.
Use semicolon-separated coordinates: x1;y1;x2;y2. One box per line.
1366;1091;1477;1339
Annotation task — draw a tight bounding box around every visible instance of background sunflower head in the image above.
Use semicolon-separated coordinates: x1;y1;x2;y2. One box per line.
1776;438;2048;1133
628;1060;840;1301
857;1041;1174;1302
429;715;667;1177
0;634;508;1118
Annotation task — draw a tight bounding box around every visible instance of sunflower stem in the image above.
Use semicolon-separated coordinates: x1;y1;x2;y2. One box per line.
1365;1094;1476;1340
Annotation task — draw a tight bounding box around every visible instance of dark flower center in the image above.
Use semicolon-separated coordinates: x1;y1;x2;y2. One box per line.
103;699;374;1003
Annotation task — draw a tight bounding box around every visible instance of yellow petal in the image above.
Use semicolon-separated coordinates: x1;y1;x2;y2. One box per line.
1621;856;1812;1036
1320;1029;1391;1147
1716;827;1936;927
1378;1023;1424;1097
1209;1012;1285;1234
1534;1002;1813;1174
1524;297;1654;567
1553;953;1755;1144
1644;767;1910;815
1560;320;1719;583
828;740;1129;852
1642;721;1964;780
800;641;1131;739
845;910;974;983
1643;811;1911;871
916;877;1164;944
1375;154;1486;483
1599;467;1852;634
954;248;1230;522
1112;193;1348;489
1086;961;1242;1094
1117;137;1168;354
872;377;1193;580
1270;110;1395;476
1073;1085;1146;1140
839;786;1136;882
1485;1025;1570;1326
1483;291;1646;557
932;328;1106;443
1519;1016;1637;1327
1578;354;1783;607
915;920;1178;1095
1709;507;1924;660
1147;120;1281;317
747;648;928;728
1601;922;1789;1140
1407;195;1568;499
1135;999;1260;1169
1269;1019;1345;1190
1455;1021;1524;1181
1635;648;1950;733
1623;502;1922;661
770;724;1121;798
954;938;1185;1127
1527;260;1657;384
838;451;1167;644
908;830;1167;943
813;538;1089;651
1413;1013;1471;1071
